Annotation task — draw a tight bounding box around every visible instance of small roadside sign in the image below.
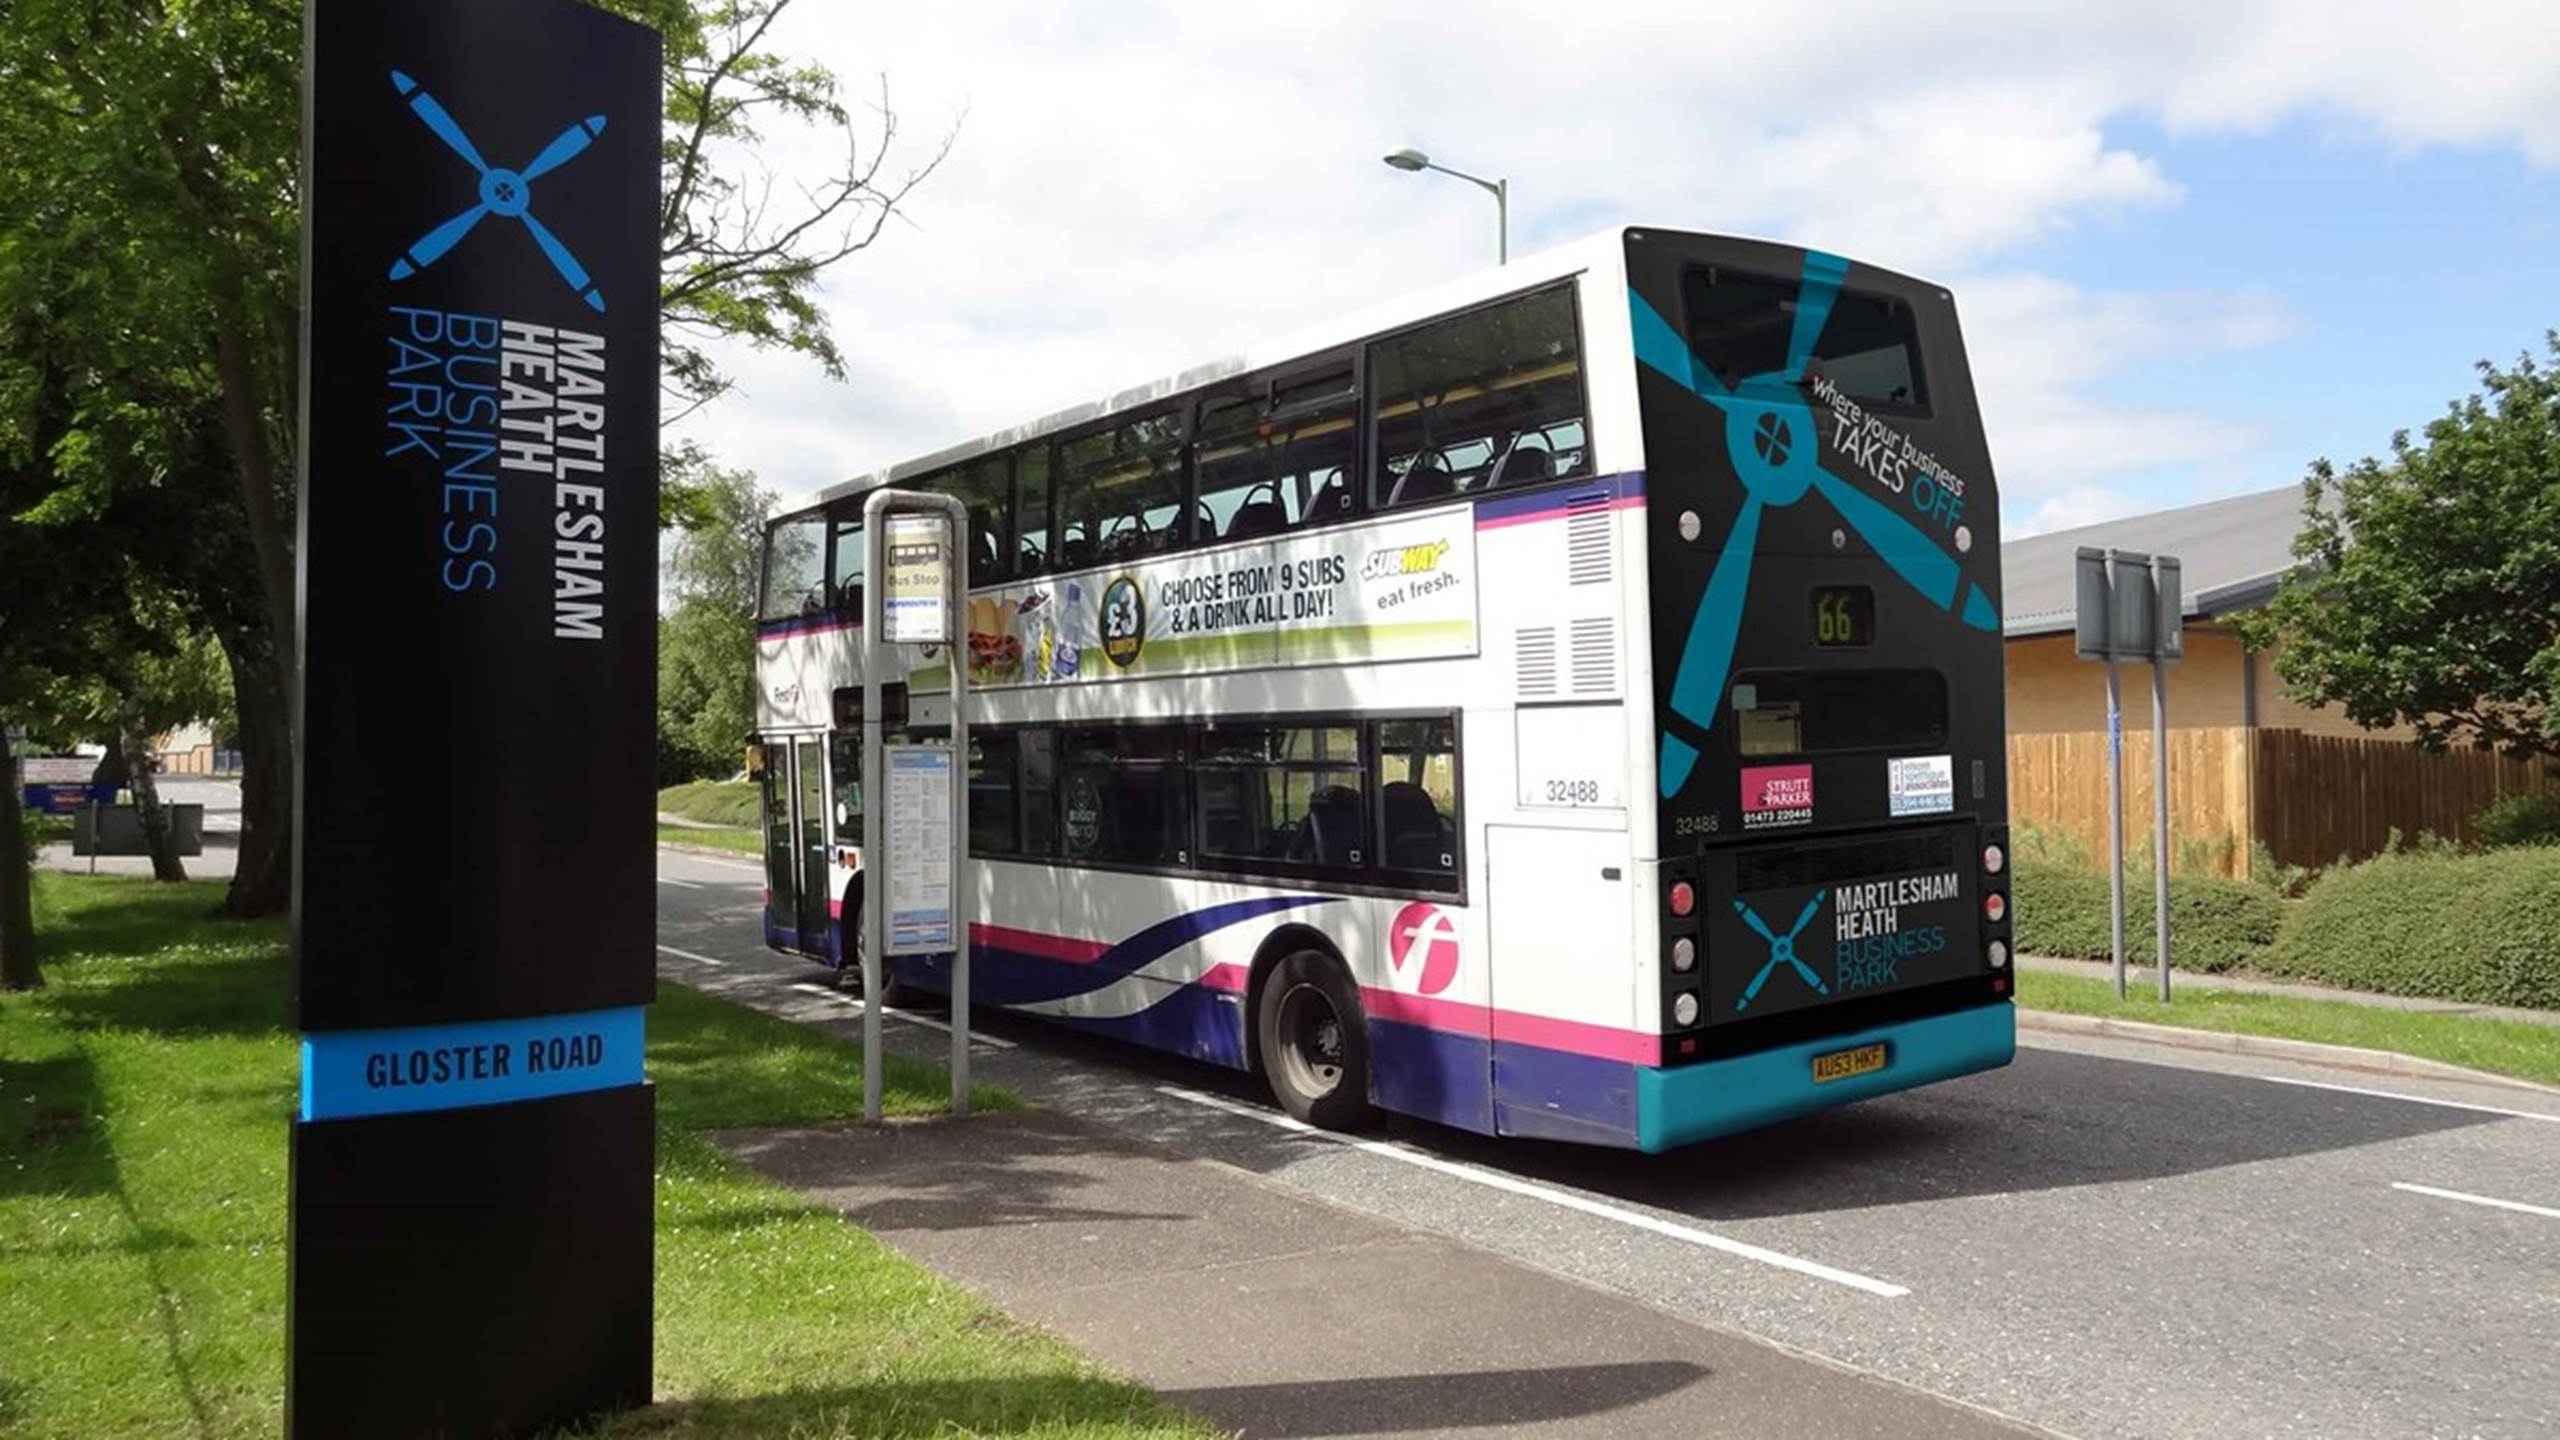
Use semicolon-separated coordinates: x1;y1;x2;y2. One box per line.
882;745;955;955
882;513;951;644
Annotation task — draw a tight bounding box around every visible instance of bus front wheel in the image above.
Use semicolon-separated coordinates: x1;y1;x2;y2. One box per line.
1256;950;1374;1131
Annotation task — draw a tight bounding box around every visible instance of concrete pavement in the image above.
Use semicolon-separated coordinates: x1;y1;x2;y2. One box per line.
726;1108;2034;1440
656;845;2560;1440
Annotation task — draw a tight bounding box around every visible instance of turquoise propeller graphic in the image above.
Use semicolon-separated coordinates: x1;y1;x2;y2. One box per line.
1733;890;1829;1013
387;70;608;312
1631;253;1999;800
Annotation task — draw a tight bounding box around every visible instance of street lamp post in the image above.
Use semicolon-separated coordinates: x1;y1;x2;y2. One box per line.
1383;147;1507;264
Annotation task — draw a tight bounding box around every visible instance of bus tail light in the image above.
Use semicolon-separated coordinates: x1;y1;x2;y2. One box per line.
1987;939;2010;969
1983;891;2007;924
1670;936;1697;973
1671;991;1702;1028
1983;842;2005;875
1668;881;1696;917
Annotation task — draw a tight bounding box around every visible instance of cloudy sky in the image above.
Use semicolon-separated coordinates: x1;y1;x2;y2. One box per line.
671;1;2560;536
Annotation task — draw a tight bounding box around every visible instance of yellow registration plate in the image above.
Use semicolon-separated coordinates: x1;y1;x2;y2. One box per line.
1811;1043;1889;1085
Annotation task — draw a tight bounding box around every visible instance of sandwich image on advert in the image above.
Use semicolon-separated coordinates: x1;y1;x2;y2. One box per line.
967;596;1023;682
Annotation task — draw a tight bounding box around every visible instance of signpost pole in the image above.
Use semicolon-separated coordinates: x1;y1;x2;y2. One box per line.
2105;653;2127;998
2149;555;2183;1003
860;490;891;1124
948;507;973;1117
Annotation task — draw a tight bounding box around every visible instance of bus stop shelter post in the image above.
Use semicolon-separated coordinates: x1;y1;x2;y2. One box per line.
2151;654;2171;1001
942;494;972;1118
860;488;892;1124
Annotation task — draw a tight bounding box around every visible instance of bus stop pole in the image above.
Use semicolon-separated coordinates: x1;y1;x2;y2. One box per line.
2105;654;2127;999
945;499;972;1118
859;489;891;1124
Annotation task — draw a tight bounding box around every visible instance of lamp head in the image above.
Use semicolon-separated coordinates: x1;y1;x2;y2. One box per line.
1382;147;1430;172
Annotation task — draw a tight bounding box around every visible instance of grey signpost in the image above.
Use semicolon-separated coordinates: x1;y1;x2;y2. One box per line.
2076;547;2180;1000
860;488;973;1122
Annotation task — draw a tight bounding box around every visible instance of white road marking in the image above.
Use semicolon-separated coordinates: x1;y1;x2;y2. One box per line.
655;876;704;889
1156;1083;1910;1299
656;850;764;875
2392;1182;2560;1221
2258;1075;2560;1123
655;944;726;967
782;982;1017;1049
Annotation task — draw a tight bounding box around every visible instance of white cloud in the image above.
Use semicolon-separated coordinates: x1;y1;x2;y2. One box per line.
668;0;2560;518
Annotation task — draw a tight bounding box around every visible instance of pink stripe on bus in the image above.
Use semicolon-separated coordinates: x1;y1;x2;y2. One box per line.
1472;493;1646;532
970;922;1114;964
1362;986;1660;1066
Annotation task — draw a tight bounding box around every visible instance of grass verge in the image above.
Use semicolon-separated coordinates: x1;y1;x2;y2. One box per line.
657;780;761;829
2016;966;2560;1088
0;871;1211;1439
657;823;761;857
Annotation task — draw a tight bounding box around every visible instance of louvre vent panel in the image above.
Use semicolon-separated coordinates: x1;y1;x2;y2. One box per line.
1516;626;1559;699
1565;491;1613;586
1569;616;1617;695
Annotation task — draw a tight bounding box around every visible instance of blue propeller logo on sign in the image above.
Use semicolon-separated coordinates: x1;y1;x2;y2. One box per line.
1732;890;1829;1014
1630;254;2000;800
387;70;608;312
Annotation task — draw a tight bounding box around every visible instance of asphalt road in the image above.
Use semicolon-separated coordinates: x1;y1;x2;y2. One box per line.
656;845;2560;1440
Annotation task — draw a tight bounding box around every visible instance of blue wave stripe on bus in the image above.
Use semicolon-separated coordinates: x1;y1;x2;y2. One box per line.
969;895;1341;1006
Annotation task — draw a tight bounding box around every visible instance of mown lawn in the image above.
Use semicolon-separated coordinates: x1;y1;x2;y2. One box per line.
2017;966;2560;1088
656;823;762;858
656;781;762;829
0;872;1211;1439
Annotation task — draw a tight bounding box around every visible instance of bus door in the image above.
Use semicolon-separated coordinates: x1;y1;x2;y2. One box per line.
761;743;801;944
794;736;831;948
1485;825;1637;1146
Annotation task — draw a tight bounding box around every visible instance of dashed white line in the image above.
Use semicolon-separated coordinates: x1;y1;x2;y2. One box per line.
1155;1083;1910;1299
2393;1182;2560;1221
2258;1075;2560;1123
656;876;704;889
656;944;727;967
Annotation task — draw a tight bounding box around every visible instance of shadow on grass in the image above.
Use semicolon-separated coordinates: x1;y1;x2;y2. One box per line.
0;1052;113;1199
40;947;288;1042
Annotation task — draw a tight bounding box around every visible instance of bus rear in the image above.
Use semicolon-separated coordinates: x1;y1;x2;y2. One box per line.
1623;229;2014;1151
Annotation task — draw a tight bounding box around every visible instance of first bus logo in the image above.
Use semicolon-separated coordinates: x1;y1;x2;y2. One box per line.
1389;902;1461;996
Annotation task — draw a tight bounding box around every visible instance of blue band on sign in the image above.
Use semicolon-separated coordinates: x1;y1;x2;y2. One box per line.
299;1006;646;1122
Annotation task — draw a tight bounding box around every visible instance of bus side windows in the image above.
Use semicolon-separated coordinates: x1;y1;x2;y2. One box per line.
1369;285;1588;512
1377;718;1459;875
969;731;1019;854
1196;723;1365;870
1059;726;1190;866
760;510;829;619
826;515;864;615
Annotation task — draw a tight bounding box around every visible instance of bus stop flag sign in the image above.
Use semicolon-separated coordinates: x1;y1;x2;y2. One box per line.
290;2;659;1434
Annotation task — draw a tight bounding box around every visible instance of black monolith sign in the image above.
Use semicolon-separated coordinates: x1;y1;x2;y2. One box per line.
290;1;660;1433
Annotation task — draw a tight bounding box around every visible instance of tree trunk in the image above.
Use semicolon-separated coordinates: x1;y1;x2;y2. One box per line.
0;724;42;991
215;623;291;919
118;698;187;883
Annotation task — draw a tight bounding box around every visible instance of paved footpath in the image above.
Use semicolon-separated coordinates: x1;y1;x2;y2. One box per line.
724;1108;2037;1439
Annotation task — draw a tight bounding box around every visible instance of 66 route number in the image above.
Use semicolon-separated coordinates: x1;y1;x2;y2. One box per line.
1544;778;1602;805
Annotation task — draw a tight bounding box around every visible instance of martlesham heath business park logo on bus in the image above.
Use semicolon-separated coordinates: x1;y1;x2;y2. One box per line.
381;67;619;637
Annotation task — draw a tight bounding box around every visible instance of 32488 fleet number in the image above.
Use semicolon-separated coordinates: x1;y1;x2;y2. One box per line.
1543;779;1602;805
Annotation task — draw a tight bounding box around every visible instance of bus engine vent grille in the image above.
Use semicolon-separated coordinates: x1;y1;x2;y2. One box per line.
1735;831;1957;891
1569;616;1617;694
1515;626;1558;698
1565;490;1613;585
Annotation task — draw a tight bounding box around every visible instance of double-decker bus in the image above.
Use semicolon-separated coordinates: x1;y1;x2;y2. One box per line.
751;226;2013;1152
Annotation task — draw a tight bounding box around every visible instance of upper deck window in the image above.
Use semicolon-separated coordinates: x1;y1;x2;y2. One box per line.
1195;368;1359;541
1681;266;1927;412
1057;411;1185;572
1371;286;1590;511
760;510;828;620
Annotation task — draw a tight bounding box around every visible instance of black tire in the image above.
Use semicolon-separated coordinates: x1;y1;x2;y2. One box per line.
838;900;928;1008
1255;949;1374;1130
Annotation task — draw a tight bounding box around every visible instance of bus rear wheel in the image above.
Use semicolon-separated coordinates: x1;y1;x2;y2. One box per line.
838;904;925;1008
1256;950;1373;1131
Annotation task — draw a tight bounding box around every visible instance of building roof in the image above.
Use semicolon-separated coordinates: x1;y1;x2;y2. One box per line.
2001;484;2309;638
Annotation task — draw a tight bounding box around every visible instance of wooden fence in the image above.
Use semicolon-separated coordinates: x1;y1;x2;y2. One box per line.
2008;727;2559;878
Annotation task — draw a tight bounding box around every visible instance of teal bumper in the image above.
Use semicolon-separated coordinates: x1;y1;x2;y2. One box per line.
1635;1001;2015;1152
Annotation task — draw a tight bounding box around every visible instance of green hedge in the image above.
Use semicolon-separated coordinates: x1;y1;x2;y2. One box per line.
2013;860;2284;973
657;779;761;828
2260;847;2560;1010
